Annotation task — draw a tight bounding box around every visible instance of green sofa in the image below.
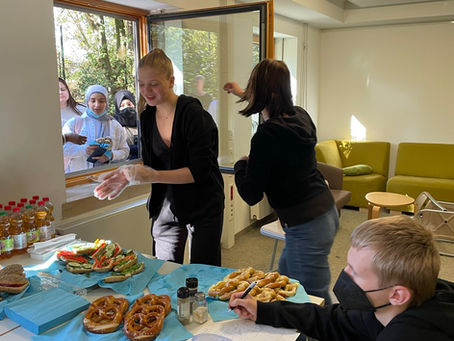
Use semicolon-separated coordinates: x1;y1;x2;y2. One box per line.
387;143;454;203
315;140;391;208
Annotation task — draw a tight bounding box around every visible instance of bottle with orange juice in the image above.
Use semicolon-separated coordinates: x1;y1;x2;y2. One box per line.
11;207;27;254
0;211;13;258
42;197;55;238
36;201;52;241
23;205;39;246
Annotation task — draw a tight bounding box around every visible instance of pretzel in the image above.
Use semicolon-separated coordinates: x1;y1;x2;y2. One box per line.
123;311;164;341
123;294;170;341
209;268;298;302
278;282;299;297
133;294;171;316
83;296;129;334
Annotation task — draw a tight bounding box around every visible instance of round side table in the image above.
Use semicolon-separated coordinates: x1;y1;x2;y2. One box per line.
365;192;415;219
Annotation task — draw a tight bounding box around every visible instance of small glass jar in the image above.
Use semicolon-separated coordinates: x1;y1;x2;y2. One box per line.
192;292;208;324
186;277;198;313
177;287;191;325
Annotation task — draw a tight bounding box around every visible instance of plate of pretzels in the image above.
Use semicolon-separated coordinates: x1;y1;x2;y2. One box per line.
82;293;171;341
208;267;298;302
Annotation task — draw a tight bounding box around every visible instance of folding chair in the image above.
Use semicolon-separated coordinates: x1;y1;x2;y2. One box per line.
415;192;454;257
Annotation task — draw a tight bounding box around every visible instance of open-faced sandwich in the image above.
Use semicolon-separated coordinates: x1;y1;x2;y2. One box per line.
57;250;90;264
104;262;145;283
66;261;93;274
70;242;97;256
113;251;137;272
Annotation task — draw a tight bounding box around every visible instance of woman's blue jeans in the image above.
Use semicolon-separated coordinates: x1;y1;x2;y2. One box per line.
278;205;339;305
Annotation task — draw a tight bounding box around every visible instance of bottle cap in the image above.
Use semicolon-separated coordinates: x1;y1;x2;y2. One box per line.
8;201;16;206
32;196;39;200
17;203;24;208
0;211;6;216
20;198;27;203
186;277;198;289
177;287;190;299
4;206;12;211
29;199;36;205
195;292;205;300
0;204;2;209
43;197;49;201
25;205;32;209
13;207;20;212
38;201;45;206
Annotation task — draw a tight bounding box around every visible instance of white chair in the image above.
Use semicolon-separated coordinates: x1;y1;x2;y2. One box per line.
260;220;285;271
415;191;454;257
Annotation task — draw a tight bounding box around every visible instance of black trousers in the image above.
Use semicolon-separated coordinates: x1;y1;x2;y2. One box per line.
151;197;223;266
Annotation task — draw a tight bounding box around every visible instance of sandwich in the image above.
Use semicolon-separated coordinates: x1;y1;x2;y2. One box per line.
0;264;24;277
71;243;96;256
92;256;115;272
104;262;144;283
0;274;29;294
112;253;137;272
66;262;93;274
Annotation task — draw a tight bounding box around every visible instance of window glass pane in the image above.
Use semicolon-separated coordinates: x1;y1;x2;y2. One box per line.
149;10;262;168
54;6;140;175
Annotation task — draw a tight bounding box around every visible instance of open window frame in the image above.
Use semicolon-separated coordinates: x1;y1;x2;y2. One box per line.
60;0;274;188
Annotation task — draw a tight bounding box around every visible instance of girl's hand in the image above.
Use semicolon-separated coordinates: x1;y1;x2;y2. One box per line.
223;81;244;98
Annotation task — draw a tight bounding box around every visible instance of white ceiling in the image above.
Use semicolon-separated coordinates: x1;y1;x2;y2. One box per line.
105;0;454;28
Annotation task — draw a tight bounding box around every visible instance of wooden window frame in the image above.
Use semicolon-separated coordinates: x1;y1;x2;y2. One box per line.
55;0;148;187
57;0;273;188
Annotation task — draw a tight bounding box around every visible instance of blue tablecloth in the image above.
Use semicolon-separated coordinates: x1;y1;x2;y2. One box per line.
24;252;164;295
147;264;311;322
31;293;192;341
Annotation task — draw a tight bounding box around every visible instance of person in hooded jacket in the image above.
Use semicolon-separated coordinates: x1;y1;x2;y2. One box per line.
63;84;129;173
224;59;339;305
94;48;224;266
113;89;139;160
228;215;454;341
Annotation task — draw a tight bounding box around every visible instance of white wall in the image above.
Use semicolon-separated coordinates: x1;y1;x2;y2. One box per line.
0;0;66;218
318;22;454;174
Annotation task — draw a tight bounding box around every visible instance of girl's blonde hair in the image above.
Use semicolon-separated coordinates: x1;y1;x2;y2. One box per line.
351;215;440;306
137;48;174;114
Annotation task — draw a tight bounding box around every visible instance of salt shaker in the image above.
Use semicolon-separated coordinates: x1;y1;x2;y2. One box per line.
186;277;198;313
177;286;191;324
192;292;208;324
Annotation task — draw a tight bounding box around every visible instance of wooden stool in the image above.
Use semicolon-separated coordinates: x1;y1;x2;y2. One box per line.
365;192;415;219
260;220;285;271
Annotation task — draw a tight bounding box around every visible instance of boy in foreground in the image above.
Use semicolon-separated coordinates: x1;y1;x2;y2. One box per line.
229;216;454;340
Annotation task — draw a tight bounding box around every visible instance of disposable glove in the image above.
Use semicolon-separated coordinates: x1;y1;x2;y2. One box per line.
93;164;157;200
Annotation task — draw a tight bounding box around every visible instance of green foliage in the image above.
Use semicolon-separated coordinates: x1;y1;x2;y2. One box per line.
54;7;136;113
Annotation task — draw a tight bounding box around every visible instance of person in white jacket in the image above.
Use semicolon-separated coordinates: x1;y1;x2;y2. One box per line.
62;84;129;173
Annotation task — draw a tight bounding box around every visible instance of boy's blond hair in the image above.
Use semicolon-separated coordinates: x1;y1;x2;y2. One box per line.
351;215;440;306
137;48;174;113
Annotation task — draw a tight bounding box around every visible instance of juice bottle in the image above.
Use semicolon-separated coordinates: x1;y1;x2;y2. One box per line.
36;201;51;242
11;207;27;254
0;211;13;259
29;199;37;208
8;201;16;207
4;205;12;218
42;197;55;238
24;205;39;246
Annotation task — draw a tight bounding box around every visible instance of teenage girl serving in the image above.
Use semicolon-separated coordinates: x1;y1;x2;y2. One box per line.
94;49;224;266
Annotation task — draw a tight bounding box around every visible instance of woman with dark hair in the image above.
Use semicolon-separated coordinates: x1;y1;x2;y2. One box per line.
114;90;138;159
59;78;87;150
224;59;339;304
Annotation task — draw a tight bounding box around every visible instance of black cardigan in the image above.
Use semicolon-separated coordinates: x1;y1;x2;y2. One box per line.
234;107;333;227
140;95;224;224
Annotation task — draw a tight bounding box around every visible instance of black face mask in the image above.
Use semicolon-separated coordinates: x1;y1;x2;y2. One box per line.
114;107;137;127
333;270;394;312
